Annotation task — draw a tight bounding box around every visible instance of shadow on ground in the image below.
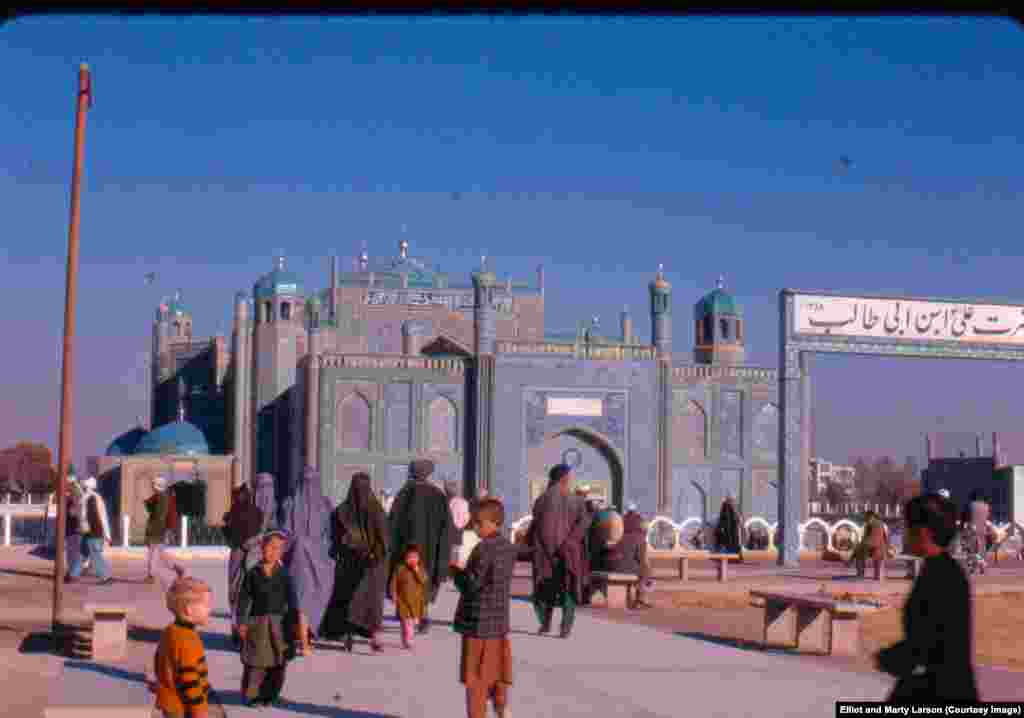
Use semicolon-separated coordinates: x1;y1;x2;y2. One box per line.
674;631;801;658
0;567;54;580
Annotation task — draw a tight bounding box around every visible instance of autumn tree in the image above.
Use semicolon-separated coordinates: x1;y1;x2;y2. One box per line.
0;442;58;494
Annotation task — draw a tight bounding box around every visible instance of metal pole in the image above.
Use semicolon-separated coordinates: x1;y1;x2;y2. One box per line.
53;63;92;632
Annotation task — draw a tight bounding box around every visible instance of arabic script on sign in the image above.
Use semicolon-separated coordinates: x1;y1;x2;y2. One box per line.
794;294;1024;345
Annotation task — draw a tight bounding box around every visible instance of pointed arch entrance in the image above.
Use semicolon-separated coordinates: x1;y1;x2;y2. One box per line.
525;426;625;509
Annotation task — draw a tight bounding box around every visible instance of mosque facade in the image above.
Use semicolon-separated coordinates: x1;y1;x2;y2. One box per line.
97;239;794;540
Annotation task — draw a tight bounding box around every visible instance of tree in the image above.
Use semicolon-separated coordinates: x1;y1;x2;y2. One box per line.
0;442;58;494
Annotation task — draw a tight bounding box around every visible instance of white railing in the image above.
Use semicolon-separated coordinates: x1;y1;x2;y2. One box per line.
507;513;1024;555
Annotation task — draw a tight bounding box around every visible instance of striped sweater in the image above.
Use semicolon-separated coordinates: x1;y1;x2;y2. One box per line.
154;620;211;716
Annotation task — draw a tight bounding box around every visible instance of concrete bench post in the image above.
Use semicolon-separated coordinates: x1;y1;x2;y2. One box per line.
716;558;729;582
678;557;690;581
83;604;134;662
3;513;11;547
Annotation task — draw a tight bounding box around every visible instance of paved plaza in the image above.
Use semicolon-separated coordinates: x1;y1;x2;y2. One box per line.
7;552;905;718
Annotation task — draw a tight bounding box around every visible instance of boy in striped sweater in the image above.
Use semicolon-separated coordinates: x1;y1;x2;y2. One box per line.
150;577;214;717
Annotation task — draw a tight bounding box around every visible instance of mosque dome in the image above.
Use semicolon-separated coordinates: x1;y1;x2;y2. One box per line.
254;257;304;300
694;282;740;320
134;421;210;457
105;426;147;457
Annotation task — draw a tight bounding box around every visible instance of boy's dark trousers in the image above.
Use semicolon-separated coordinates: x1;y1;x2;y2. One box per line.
242;664;286;703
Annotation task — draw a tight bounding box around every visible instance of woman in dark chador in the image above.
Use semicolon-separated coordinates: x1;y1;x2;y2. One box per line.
323;472;390;652
713;496;743;561
876;493;978;703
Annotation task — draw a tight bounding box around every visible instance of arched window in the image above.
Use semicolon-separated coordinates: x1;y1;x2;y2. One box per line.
428;397;457;453
173;321;181;336
672;399;707;461
736;319;743;342
263;301;272;323
720;318;730;340
339;393;371;450
281;302;291;321
695;320;704;345
701;316;713;345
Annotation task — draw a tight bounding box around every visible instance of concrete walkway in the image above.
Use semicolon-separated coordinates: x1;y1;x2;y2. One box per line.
42;559;895;718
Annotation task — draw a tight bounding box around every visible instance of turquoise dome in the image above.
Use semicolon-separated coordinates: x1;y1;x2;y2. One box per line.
694;288;740;320
254;267;304;300
105;426;147;456
135;421;210;456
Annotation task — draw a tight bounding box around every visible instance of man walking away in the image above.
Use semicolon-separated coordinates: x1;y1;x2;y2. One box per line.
69;476;113;585
63;478;84;584
144;476;185;586
528;464;591;638
388;459;454;635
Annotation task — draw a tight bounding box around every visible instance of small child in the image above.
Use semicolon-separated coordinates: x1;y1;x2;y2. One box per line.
237;531;301;708
390;543;429;649
449;498;523;718
151;577;214;718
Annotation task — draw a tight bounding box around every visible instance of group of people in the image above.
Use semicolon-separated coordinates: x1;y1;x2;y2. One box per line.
153;458;527;717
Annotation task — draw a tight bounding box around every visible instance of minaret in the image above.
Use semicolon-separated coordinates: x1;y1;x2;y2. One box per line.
472;258;498;356
232;291;251;483
648;264;672;359
470;256;499;497
329;255;338;322
694;276;745;365
177;377;188;423
620;305;633;343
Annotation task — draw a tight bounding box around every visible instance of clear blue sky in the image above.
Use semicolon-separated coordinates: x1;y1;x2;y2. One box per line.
3;16;1024;470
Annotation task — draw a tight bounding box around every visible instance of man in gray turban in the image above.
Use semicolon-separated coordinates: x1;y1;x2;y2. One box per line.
388;459;454;634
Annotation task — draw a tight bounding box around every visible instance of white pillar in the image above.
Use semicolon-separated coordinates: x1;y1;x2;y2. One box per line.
122;515;130;548
180;516;188;548
3;513;11;547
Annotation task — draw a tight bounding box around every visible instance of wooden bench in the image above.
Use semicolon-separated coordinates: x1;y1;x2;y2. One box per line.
589;571;640;609
750;590;880;657
652;550;741;582
83;604;134;662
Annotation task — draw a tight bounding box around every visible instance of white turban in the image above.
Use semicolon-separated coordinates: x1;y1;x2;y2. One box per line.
938;489;951;499
82;477;97;491
153;476;168;491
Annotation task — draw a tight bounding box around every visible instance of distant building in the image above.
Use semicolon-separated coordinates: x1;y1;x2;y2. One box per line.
922;432;1015;524
809;458;856;498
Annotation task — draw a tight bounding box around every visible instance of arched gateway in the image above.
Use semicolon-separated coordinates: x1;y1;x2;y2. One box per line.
778;289;1024;566
526;427;625;509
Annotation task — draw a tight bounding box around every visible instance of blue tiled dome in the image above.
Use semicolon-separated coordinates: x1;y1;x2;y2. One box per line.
254;263;304;300
135;422;210;456
694;288;740;320
105;426;148;457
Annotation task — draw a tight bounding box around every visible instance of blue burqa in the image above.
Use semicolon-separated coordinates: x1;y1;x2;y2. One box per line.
246;473;278;573
280;466;336;636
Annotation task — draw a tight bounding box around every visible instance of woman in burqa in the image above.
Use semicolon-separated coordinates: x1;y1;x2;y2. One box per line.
249;473;278;570
322;472;389;652
279;466;336;644
714;497;743;560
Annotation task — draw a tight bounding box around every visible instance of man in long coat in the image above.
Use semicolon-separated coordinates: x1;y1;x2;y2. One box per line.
280;466;336;642
223;479;264;642
528;464;592;638
388;459;453;635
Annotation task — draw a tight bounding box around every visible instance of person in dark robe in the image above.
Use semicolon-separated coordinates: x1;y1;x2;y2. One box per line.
253;474;278;533
876;493;978;703
388;459;454;635
527;464;592;638
63;479;84;584
223;479;264;643
279;466;335;645
594;510;654;609
323;472;389;652
714;497;743;561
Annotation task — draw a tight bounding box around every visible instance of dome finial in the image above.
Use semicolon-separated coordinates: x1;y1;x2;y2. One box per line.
716;275;725;290
657;262;664;276
275;254;286;271
174;288;182;302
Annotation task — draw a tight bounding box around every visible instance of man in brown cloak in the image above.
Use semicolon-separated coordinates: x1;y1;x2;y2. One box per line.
388;459;454;635
527;464;592;638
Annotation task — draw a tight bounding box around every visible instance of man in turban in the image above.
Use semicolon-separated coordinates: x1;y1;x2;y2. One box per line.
527;464;592;638
388;459;454;634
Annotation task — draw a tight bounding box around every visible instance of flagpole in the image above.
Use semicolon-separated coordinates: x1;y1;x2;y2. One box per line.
53;63;92;632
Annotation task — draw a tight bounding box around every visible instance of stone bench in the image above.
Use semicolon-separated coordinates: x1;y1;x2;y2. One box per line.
83;604;134;662
750;590;880;657
44;708;155;718
589;571;640;609
653;550;741;582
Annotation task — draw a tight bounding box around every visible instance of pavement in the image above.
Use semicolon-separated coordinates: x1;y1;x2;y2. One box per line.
24;555;897;718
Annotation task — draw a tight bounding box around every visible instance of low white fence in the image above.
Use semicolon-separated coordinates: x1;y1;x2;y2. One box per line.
508;513;1024;555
